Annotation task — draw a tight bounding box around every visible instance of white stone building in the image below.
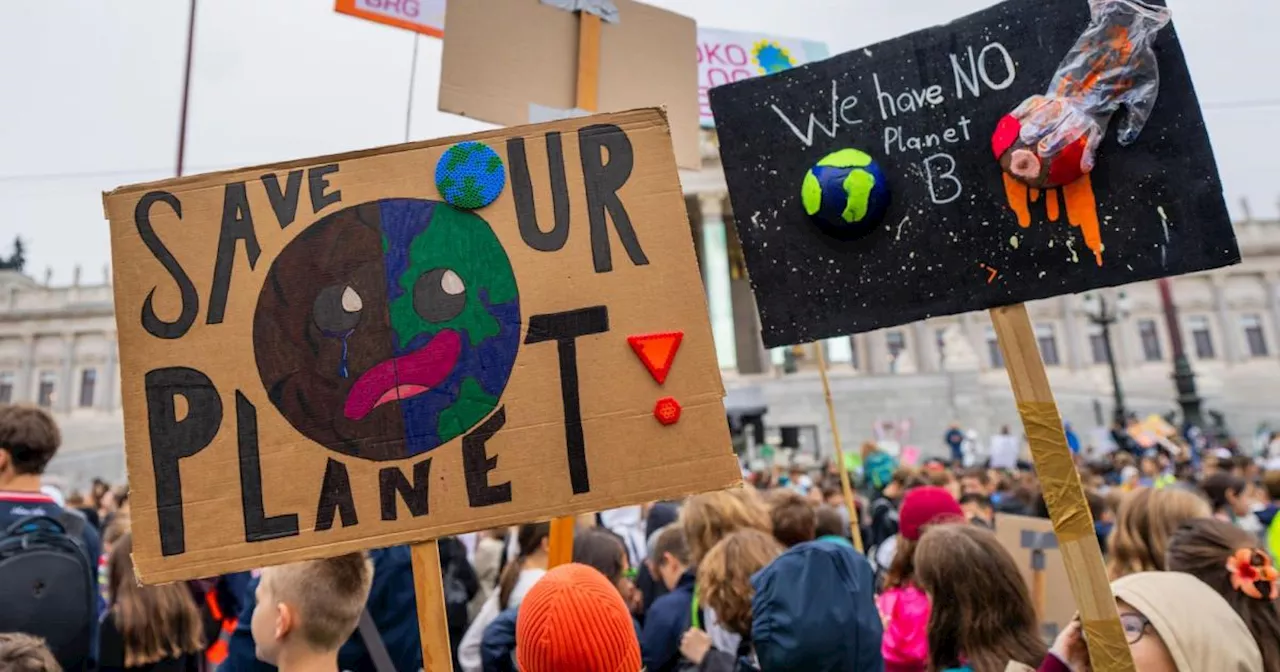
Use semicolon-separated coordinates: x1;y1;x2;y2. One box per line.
5;141;1279;485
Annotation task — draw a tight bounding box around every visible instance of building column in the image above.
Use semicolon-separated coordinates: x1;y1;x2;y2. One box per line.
960;313;987;371
1210;276;1240;364
59;333;75;412
17;335;34;403
911;322;937;372
853;333;871;373
102;334;118;411
1266;272;1280;357
868;331;889;374
825;337;854;365
1059;297;1083;371
698;195;737;371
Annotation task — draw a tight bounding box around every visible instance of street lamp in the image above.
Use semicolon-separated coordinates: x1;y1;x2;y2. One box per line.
1081;291;1130;427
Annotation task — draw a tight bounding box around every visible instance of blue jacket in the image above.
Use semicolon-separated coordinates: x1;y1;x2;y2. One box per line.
480;607;519;672
641;569;696;672
221;546;422;672
751;541;884;672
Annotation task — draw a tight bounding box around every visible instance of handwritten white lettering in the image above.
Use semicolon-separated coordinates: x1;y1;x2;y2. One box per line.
771;81;861;147
951;42;1017;100
923;153;962;204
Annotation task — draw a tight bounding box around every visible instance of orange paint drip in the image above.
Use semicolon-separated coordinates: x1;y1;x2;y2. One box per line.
1002;173;1032;228
1062;175;1104;266
1030;188;1041;203
1045;190;1061;222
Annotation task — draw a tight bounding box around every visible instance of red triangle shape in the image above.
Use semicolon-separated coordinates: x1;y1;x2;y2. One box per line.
627;332;684;385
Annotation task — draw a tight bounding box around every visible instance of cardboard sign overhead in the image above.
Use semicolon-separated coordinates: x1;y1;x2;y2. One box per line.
710;0;1238;347
697;28;829;127
335;0;446;37
438;0;701;170
103;108;739;583
994;513;1077;640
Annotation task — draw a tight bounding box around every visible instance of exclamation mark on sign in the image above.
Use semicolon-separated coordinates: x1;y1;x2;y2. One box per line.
627;332;684;425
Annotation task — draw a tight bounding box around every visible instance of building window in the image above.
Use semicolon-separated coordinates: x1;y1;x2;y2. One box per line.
0;372;12;404
1087;323;1110;364
1242;314;1268;357
986;326;1003;368
79;369;97;408
1036;323;1061;366
1187;316;1215;359
886;331;905;372
1138;319;1163;362
37;371;56;408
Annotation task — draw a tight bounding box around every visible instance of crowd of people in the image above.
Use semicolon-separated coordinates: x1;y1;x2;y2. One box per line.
2;402;1279;672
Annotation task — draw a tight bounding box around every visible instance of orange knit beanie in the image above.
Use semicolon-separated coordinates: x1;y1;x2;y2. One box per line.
516;563;642;672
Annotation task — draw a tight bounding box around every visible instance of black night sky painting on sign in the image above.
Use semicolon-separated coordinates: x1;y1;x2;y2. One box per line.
710;0;1238;348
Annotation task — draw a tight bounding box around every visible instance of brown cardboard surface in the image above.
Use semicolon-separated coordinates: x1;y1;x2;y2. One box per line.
439;0;700;170
103;108;739;583
994;513;1077;639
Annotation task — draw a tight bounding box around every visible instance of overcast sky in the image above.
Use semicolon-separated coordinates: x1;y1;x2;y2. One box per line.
1;0;1276;284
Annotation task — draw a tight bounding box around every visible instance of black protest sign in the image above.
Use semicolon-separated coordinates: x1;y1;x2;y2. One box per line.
710;0;1238;347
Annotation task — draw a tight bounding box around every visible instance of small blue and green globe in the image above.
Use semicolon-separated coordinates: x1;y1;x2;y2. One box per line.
435;141;506;210
801;149;891;237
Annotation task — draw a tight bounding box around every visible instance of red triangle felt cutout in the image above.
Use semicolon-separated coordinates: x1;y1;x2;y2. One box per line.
627;332;684;385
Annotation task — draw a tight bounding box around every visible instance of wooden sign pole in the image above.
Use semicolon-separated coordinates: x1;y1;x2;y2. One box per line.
989;303;1134;672
547;8;605;570
814;346;865;552
410;541;455;671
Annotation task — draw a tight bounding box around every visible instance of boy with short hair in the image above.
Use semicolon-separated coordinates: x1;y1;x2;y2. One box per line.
251;552;374;672
0;633;62;672
640;524;695;672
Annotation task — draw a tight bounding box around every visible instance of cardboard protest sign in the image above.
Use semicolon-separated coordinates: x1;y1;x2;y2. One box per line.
995;513;1078;640
438;0;701;169
103;108;740;583
335;0;445;37
697;28;829;127
709;0;1238;347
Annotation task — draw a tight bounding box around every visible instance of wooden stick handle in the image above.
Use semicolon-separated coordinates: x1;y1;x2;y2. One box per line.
548;515;577;568
990;304;1133;672
410;540;455;672
815;344;865;553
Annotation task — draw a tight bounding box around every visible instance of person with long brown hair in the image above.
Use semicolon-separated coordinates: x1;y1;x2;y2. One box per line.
678;528;786;671
98;533;204;671
1167;518;1280;672
1107;486;1211;579
457;522;550;672
913;523;1046;672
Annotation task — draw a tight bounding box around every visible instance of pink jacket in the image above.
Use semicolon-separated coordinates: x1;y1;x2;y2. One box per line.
876;584;931;672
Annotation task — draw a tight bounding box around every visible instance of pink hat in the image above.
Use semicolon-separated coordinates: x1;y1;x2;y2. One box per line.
899;486;963;541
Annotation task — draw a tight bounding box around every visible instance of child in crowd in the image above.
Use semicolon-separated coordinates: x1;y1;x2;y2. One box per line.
1085;489;1114;556
1107;486;1211;579
678;528;785;671
751;538;884;671
99;533;205;672
814;505;853;547
458;522;550;671
250;553;373;672
866;467;916;572
1167;519;1280;672
914;524;1046;672
1047;572;1263;672
878;487;965;672
514;563;641;672
1204;472;1261;533
959;468;993;498
0;634;62;672
468;527;508;620
766;489;816;547
959;494;994;529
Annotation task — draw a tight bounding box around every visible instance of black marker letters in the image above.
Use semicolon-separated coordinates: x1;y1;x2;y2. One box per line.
525;306;610;494
314;458;358;531
136;191;199;340
510;133;571;252
236;392;300;543
379;458;432;521
146;367;222;556
579;124;647;273
463;407;513;507
261;170;304;228
308;164;342;213
207;182;262;325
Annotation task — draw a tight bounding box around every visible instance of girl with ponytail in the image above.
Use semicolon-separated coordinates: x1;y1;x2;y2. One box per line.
458;522;551;672
1168;518;1280;672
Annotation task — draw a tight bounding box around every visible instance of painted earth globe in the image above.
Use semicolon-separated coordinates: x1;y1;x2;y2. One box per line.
801;148;891;237
435;141;506;210
253;198;520;461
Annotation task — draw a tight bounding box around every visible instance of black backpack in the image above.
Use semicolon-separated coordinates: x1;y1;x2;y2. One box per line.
0;514;96;672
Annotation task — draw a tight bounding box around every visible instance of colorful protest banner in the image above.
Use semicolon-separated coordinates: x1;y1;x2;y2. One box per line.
335;0;445;37
102;108;740;584
697;27;829;127
709;1;1230;669
709;0;1236;346
438;0;701;169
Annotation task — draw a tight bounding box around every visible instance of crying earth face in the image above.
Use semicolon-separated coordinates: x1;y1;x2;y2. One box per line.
253;199;521;461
